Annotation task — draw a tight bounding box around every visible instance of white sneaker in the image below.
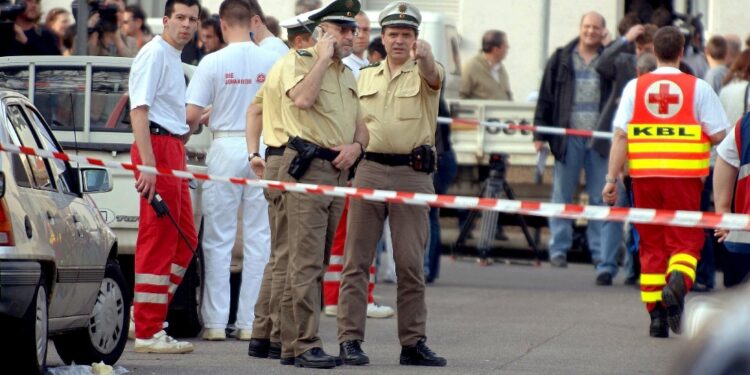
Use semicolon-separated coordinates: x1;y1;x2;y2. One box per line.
367;303;394;319
134;330;194;354
128;313;168;340
324;305;337;317
202;328;226;341
236;329;253;341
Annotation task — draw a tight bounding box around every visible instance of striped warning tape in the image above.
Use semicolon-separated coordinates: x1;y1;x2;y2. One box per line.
1;141;745;230
437;116;615;139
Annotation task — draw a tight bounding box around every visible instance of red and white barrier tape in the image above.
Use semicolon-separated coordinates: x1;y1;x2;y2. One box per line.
2;142;746;230
438;116;614;139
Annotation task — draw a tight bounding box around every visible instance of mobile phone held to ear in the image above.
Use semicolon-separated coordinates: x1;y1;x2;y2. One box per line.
312;26;323;41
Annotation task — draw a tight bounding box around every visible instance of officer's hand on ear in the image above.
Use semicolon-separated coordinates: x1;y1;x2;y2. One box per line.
330;143;362;170
602;181;617;206
250;157;266;178
316;32;336;60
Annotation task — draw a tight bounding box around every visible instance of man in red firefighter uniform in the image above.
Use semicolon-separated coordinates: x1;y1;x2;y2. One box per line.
603;26;728;338
128;0;201;353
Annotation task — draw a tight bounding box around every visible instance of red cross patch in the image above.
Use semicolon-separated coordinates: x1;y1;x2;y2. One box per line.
256;73;266;83
644;80;683;119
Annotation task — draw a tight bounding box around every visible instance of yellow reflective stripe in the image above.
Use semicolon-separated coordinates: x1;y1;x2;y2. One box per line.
629;159;709;170
641;291;663;302
667;264;696;282
640;274;666;286
628;124;703;141
628;142;711;153
669;254;698;268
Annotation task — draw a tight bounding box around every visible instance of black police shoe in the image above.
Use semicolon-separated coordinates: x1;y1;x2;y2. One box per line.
280;356;294;366
649;304;669;338
340;340;370;365
399;338;447;367
294;347;337;369
662;271;688;334
247;338;270;358
596;272;613;286
268;341;281;359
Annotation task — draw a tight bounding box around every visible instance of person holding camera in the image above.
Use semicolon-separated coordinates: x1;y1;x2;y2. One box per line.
87;0;136;57
272;0;368;368
1;0;60;56
336;1;446;367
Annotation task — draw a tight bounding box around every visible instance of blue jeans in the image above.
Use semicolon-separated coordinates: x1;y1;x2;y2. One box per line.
548;137;622;276
425;150;458;281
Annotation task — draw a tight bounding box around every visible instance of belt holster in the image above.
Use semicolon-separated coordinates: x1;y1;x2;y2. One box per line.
287;137;317;180
410;145;436;173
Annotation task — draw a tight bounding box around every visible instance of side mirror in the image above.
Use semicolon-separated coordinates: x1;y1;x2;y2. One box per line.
80;168;112;193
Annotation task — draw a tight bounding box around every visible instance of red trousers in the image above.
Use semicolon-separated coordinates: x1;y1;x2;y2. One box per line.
632;177;703;311
131;136;197;339
324;198;375;306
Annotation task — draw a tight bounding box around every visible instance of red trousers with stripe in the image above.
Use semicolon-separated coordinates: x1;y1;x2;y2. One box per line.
632;177;703;311
131;136;197;339
324;198;375;306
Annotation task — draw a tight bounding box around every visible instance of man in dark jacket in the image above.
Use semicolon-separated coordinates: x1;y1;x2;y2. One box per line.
533;11;619;282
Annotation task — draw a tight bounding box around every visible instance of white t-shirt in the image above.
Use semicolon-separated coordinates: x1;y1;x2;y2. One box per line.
717;123;742;167
613;67;729;136
343;53;368;79
259;36;289;56
186;41;279;132
129;35;188;135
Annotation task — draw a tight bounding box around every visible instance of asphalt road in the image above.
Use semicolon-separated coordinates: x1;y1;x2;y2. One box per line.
46;257;689;375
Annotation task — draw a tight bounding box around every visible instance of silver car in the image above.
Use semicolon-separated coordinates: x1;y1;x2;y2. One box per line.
0;91;127;374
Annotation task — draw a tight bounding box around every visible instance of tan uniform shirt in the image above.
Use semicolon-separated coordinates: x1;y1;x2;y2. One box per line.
279;47;361;148
459;52;513;100
358;58;444;154
254;57;290;148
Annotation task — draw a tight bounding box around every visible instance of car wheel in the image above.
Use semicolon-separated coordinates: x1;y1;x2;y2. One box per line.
54;259;130;365
0;276;48;375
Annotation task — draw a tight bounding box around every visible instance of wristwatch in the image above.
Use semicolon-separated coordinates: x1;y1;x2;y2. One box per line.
247;152;262;162
605;176;617;184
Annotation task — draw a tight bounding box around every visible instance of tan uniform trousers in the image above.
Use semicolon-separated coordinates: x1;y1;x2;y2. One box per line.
251;153;287;343
337;160;433;346
279;147;347;356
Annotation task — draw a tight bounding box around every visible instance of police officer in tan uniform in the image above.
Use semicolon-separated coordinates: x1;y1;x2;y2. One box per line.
336;1;447;367
270;0;369;368
245;10;317;362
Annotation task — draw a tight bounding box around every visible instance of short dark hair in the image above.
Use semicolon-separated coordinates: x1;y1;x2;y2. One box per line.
654;26;685;62
287;28;311;43
245;0;267;24
706;35;727;60
125;5;149;33
165;0;201;18
617;12;640;36
635;24;658;46
481;30;506;53
219;0;252;26
367;37;386;58
201;16;224;43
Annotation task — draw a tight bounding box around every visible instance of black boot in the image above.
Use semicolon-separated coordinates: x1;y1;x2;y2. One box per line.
279;356;294;366
662;271;687;334
247;338;270;358
339;340;370;365
399;338;447;367
294;347;337;369
268;341;281;359
649;304;668;338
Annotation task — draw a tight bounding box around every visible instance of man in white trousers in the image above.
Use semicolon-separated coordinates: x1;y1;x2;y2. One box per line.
185;0;279;341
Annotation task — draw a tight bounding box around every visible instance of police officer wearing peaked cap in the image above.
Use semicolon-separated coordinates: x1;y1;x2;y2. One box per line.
272;0;369;368
336;1;447;367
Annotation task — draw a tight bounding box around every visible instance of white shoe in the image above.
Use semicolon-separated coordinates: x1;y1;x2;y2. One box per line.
128;312;168;340
236;329;253;341
202;328;226;341
367;303;394;319
324;305;337;317
134;330;194;354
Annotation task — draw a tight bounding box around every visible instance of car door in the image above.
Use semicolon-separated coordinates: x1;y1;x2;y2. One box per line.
22;104;107;318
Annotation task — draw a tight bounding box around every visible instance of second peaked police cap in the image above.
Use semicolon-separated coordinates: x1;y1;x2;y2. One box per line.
379;1;421;29
308;0;361;27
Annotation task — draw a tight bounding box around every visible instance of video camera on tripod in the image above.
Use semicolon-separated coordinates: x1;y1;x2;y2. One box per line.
488;152;509;179
71;0;120;34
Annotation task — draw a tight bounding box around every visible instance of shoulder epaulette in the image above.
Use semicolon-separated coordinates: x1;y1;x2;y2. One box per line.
296;50;313;57
361;61;380;70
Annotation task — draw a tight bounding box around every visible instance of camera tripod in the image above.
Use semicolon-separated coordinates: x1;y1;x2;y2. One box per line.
454;153;541;265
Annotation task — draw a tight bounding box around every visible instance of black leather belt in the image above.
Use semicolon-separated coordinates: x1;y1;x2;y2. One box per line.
288;137;340;162
149;122;182;138
265;145;286;158
364;152;411;166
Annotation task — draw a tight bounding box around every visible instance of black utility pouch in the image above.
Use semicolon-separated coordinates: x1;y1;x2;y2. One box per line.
410;145;436;173
288;138;317;180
